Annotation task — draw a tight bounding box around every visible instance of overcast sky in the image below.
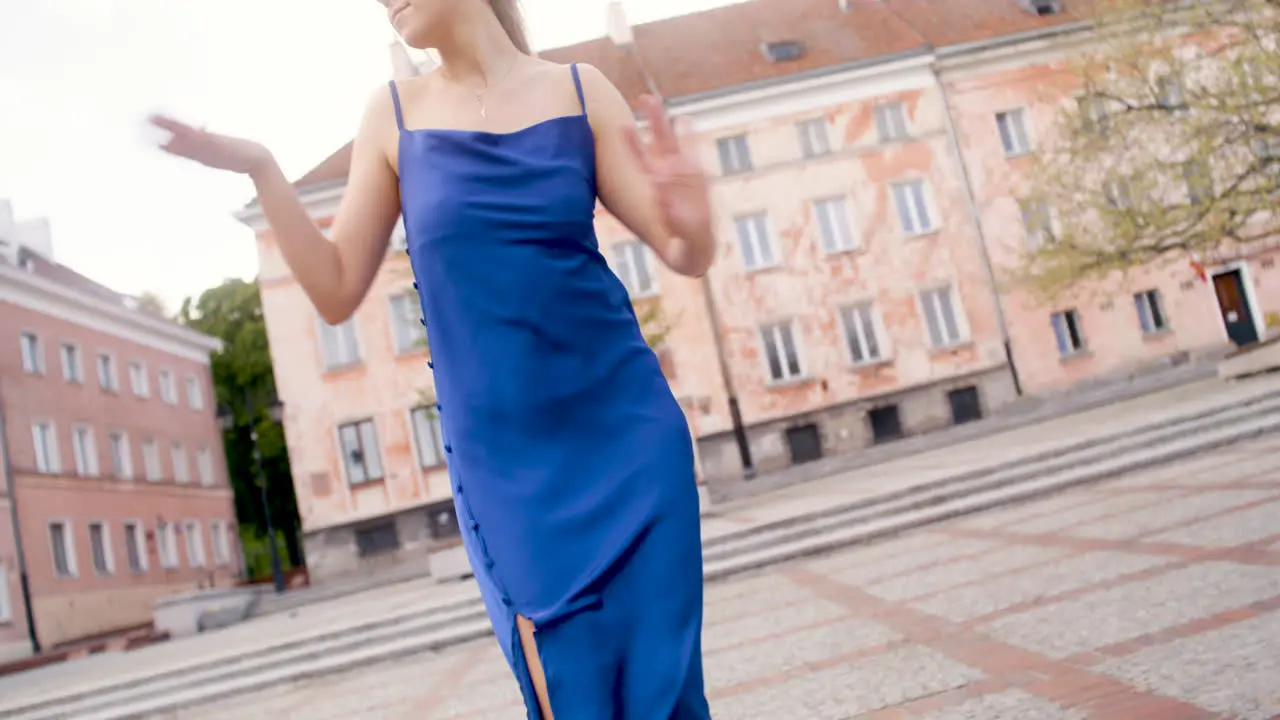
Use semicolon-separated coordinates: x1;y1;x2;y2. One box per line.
0;0;737;309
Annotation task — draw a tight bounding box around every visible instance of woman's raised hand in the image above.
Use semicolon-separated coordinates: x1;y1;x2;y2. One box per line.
147;114;273;176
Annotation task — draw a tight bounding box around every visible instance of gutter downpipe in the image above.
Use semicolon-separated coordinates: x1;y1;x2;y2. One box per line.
0;382;41;654
931;61;1024;396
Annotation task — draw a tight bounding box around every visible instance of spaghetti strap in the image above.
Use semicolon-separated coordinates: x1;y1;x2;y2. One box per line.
388;80;405;131
570;63;586;115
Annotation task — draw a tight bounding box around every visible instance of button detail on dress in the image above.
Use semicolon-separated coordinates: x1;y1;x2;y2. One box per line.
427;360;434;369
412;282;418;290
419;318;427;327
444;443;453;454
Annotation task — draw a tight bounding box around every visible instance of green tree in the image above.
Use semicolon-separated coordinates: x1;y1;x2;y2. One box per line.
134;291;170;319
177;278;304;572
1021;0;1280;298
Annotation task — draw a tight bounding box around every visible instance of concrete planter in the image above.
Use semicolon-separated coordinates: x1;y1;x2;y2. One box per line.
1219;336;1280;380
429;544;473;583
152;587;258;639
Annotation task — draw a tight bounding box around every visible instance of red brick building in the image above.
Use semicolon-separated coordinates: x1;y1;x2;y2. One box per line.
0;203;237;659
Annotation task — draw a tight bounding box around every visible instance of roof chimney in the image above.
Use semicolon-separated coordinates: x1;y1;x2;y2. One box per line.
607;1;634;48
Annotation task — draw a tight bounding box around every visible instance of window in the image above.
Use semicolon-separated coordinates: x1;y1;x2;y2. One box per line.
1051;309;1088;356
338;419;385;485
128;362;149;397
813;197;858;254
158;370;177;405
839;303;884;365
123;521;147;572
1019;199;1055;250
1184;161;1212;204
142;439;162;482
919;286;967;349
89;522;113;575
1079;95;1110;134
171;443;189;484
1156;73;1187;111
185;376;204;410
49;521;75;578
388;292;428;354
97;353;118;392
196;448;214;486
996;109;1032;156
20;332;43;374
183;521;206;567
60;343;82;383
72;425;98;477
716;135;753;175
892;180;935;236
874;102;909;142
411;406;446;468
211;521;231;566
610;241;658;297
0;566;10;623
157;522;179;569
1135;290;1169;334
734;213;776;270
319;318;362;370
108;432;132;479
760;321;803;383
797;118;831;158
31;422;59;474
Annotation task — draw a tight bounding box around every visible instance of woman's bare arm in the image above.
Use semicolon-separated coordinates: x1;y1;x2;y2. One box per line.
247;88;402;324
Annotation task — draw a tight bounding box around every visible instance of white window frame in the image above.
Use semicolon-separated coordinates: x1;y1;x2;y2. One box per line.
891;179;937;237
210;521;231;566
71;424;99;477
31;421;59;474
797;117;832;158
196;447;215;486
716;134;753;175
0;566;10;623
183;520;206;568
995;108;1032;156
60;342;83;384
337;419;385;486
610;240;659;298
123;520;148;573
1019;198;1057;250
20;332;44;375
1051;309;1088;357
185;375;204;410
157;522;179;569
158;370;177;405
171;443;190;484
142;439;162;482
388;292;428;355
129;362;150;397
318;317;362;370
734;212;777;271
812;196;859;254
839;302;886;366
1134;289;1169;335
108;431;133;480
874;101;910;142
388;215;408;252
88;521;115;576
759;320;805;383
97;352;119;392
918;285;969;349
49;520;77;578
410;406;446;469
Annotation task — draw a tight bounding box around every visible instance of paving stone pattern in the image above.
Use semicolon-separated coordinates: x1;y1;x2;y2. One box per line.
169;436;1280;719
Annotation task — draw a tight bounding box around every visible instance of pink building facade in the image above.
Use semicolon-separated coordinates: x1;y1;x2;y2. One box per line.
0;205;237;658
241;1;1280;579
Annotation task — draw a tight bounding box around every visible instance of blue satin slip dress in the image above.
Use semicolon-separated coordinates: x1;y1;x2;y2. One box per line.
392;63;711;719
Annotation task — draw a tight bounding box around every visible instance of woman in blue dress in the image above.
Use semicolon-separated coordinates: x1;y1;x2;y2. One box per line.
149;0;715;717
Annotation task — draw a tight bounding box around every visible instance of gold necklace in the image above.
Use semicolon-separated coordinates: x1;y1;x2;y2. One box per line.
454;56;520;118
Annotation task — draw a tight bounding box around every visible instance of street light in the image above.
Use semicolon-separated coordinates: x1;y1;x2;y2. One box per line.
217;394;286;595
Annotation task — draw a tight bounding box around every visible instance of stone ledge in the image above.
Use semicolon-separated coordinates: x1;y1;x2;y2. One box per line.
1219;335;1280;380
152;588;258;639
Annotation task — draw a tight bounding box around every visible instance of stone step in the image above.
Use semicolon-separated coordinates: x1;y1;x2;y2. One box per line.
5;391;1279;719
702;392;1280;563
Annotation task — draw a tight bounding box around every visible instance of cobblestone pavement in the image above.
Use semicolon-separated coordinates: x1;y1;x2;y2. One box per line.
171;436;1280;720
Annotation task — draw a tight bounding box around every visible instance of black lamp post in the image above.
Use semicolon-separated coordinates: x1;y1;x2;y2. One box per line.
217;394;286;595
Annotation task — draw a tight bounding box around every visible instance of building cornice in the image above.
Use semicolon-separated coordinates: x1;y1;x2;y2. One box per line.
0;262;222;364
233;181;346;232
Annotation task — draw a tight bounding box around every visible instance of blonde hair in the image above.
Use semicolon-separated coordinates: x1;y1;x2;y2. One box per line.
490;0;531;54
